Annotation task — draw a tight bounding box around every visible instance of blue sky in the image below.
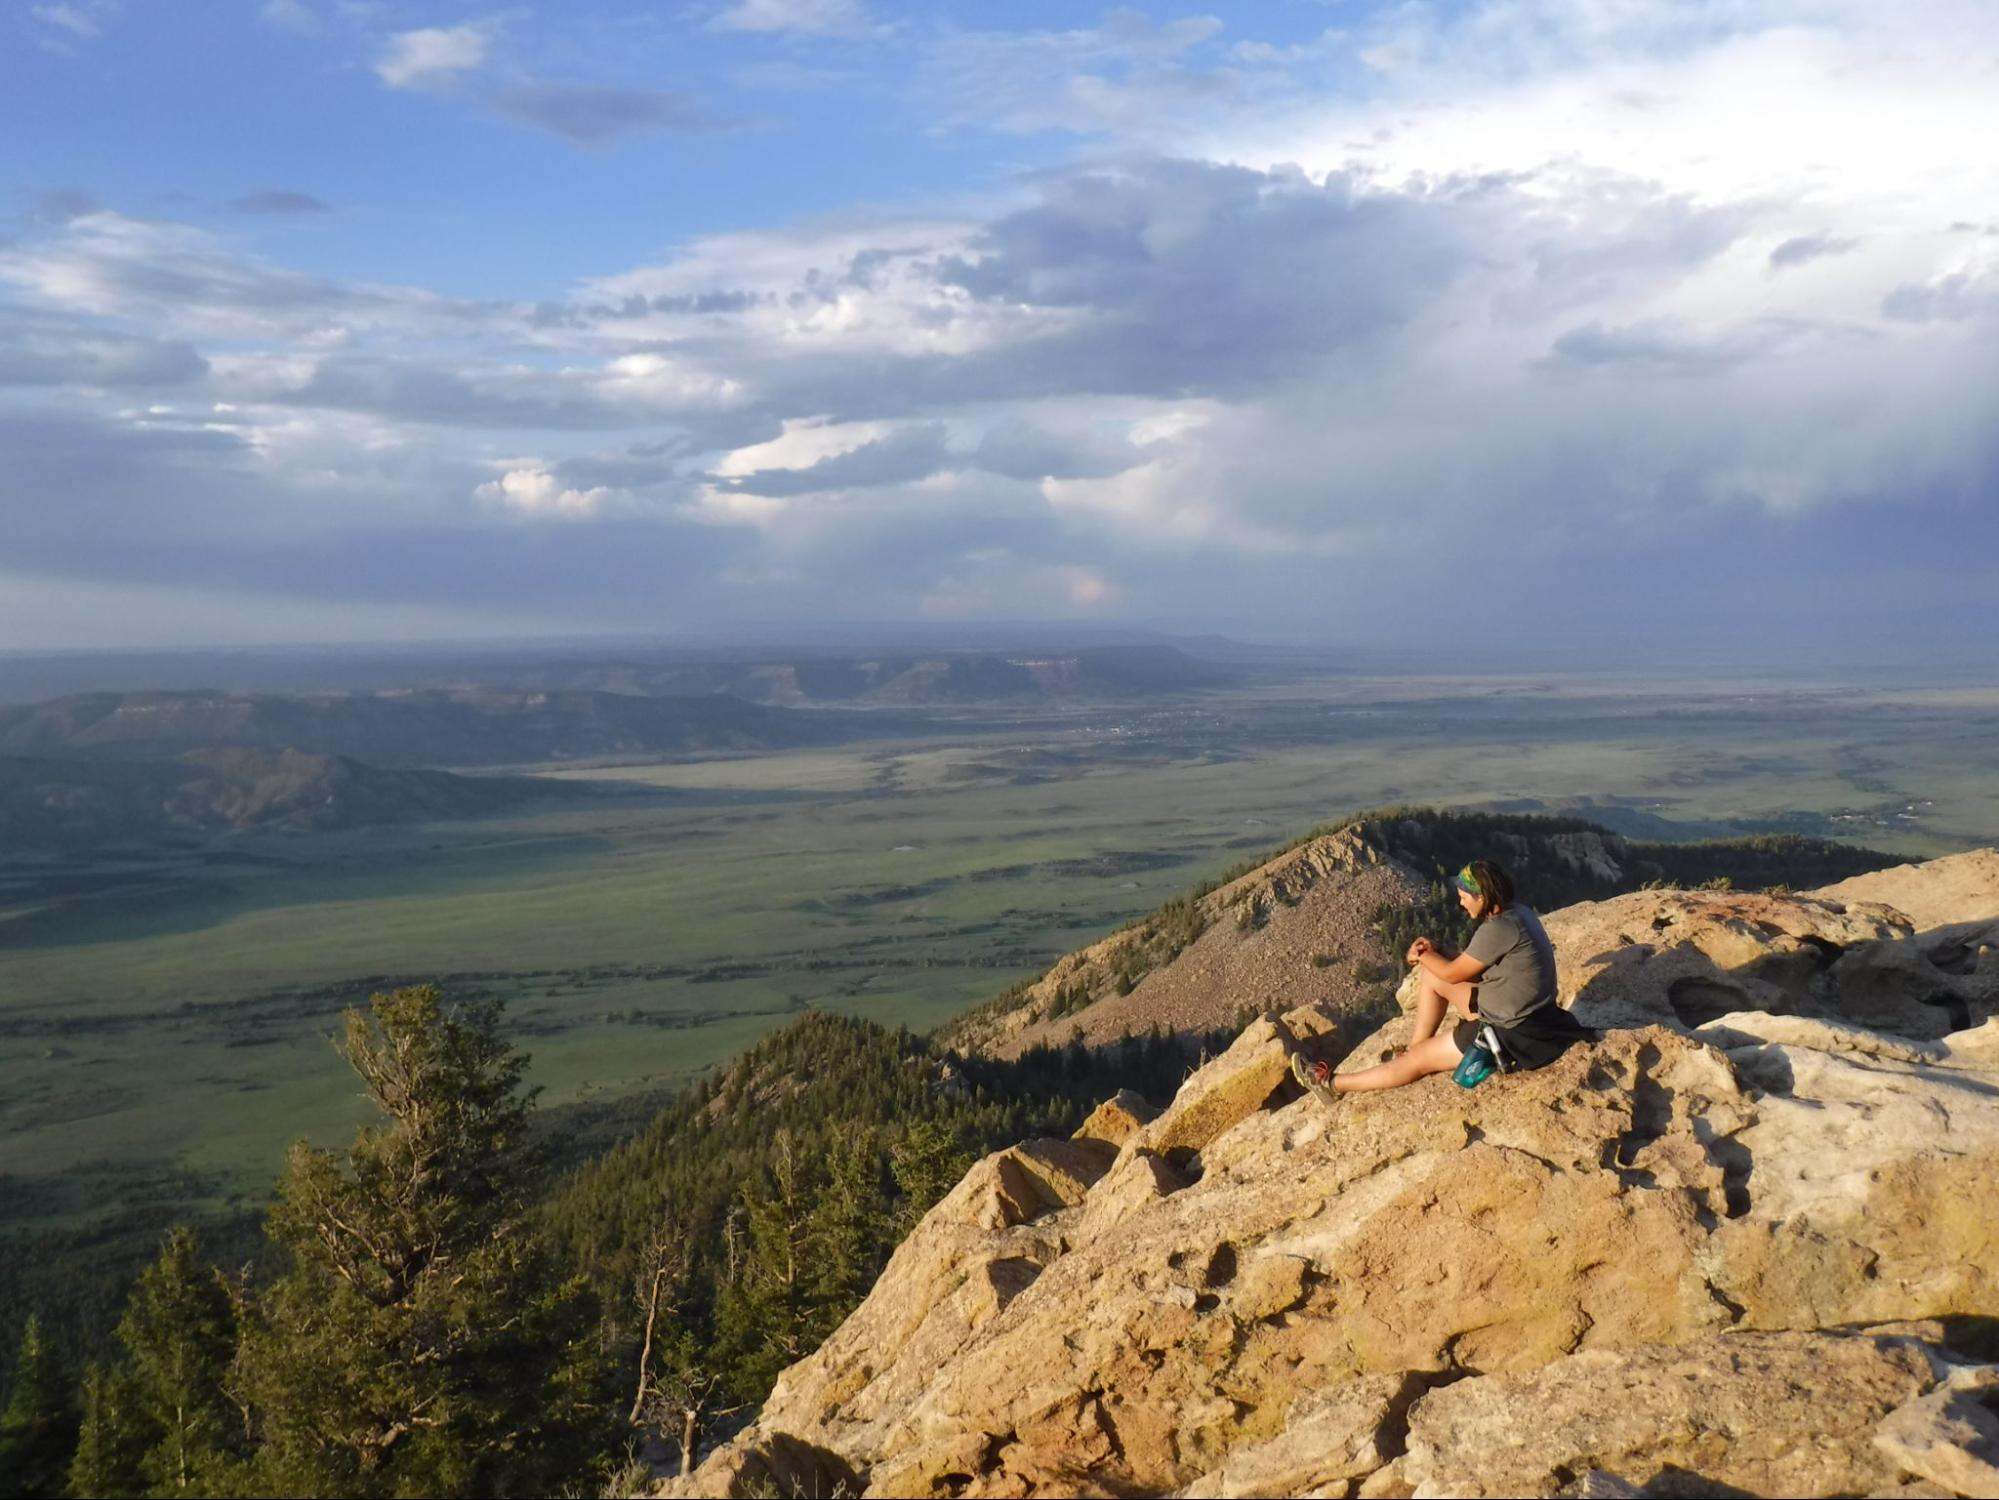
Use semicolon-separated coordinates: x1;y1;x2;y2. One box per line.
3;0;1997;653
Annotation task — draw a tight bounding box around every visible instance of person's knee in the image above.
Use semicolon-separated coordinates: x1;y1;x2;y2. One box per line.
1409;1034;1461;1077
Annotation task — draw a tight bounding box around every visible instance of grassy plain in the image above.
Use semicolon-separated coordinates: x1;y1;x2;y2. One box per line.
3;671;1996;1242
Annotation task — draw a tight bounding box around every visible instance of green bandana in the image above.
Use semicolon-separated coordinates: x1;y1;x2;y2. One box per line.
1454;865;1480;896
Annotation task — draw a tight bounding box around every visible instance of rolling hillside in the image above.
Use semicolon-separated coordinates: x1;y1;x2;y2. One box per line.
0;747;612;846
0;687;874;768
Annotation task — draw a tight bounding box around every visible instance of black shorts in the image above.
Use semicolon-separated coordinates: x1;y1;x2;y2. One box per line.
1454;1008;1593;1072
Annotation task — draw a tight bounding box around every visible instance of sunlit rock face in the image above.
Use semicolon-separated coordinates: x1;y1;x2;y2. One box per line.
659;851;1999;1500
1542;879;1999;1038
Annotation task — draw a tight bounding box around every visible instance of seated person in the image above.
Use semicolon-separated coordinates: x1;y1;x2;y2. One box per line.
1294;859;1589;1101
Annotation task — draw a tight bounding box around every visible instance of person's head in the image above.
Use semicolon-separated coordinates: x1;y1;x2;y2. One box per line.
1453;859;1515;919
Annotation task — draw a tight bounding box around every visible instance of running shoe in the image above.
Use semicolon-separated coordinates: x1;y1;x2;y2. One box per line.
1291;1050;1339;1107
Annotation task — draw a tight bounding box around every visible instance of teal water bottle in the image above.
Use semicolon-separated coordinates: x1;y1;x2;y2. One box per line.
1452;1039;1497;1089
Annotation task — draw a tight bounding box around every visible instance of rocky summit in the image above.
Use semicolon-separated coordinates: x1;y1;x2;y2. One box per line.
662;850;1999;1499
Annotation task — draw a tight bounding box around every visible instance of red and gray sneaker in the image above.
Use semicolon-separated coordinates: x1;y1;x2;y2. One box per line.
1291;1050;1339;1107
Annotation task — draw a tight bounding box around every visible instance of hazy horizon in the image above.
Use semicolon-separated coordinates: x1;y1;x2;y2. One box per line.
3;624;1996;708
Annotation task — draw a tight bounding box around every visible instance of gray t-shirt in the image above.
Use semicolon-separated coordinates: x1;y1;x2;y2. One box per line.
1465;905;1558;1026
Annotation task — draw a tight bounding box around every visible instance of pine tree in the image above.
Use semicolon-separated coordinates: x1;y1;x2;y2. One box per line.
807;1124;886;1325
715;1127;814;1400
114;1227;238;1495
230;986;608;1498
889;1117;972;1231
0;1315;77;1499
66;1364;145;1500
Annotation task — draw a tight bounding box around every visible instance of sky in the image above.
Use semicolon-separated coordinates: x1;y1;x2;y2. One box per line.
3;0;1997;656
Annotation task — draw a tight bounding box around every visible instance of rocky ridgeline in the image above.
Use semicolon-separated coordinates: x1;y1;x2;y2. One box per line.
944;816;1764;1062
663;850;1999;1498
951;826;1428;1059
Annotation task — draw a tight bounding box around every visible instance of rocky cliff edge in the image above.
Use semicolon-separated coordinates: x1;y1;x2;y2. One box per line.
663;850;1999;1499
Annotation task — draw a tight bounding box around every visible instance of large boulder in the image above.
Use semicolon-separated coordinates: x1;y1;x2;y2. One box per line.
1400;1329;1978;1498
1541;887;1993;1038
1814;847;1999;930
1702;1012;1999;1330
1815;848;1999;1008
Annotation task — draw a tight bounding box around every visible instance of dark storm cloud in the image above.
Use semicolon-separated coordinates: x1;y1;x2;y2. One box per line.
934;159;1474;392
716;424;954;496
491;83;729;145
1546;317;1816;375
229;190;333;216
0;308;207;386
686;159;1759;423
0;410;252;571
545;439;698;491
1769;233;1856;269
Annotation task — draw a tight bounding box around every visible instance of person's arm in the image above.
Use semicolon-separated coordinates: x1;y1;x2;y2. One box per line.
1406;936;1489;987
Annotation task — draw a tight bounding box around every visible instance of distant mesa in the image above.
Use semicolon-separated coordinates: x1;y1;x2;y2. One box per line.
439;644;1234;705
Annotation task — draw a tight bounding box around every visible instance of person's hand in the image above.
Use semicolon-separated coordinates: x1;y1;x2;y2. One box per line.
1406;936;1432;965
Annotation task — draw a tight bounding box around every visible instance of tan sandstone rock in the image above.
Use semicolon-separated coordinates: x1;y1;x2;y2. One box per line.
1176;1373;1417;1499
1539;887;1995;1039
1072;1088;1160;1150
1123;1013;1297;1165
668;1027;1762;1498
659;853;1999;1500
1815;847;1999;931
1696;1009;1999;1330
1402;1330;1941;1498
1873;1363;1999;1497
1817;849;1999;1011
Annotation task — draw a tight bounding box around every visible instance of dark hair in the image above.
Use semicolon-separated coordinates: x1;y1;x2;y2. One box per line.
1464;859;1515;912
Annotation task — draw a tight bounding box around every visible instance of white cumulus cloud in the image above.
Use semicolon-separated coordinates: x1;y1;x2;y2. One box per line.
475;465;612;519
374;23;497;90
711;0;870;36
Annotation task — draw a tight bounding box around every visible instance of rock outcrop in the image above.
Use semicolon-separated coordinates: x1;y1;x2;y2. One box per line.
662;852;1999;1499
1540;885;1999;1038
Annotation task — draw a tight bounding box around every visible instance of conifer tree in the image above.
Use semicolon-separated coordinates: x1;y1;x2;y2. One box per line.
889;1117;972;1231
807;1124;885;1324
230;986;607;1498
716;1127;814;1399
114;1227;238;1495
66;1364;145;1500
0;1315;77;1499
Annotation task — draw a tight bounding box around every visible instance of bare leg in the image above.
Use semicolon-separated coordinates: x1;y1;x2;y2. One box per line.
1335;1030;1465;1093
1409;972;1476;1046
